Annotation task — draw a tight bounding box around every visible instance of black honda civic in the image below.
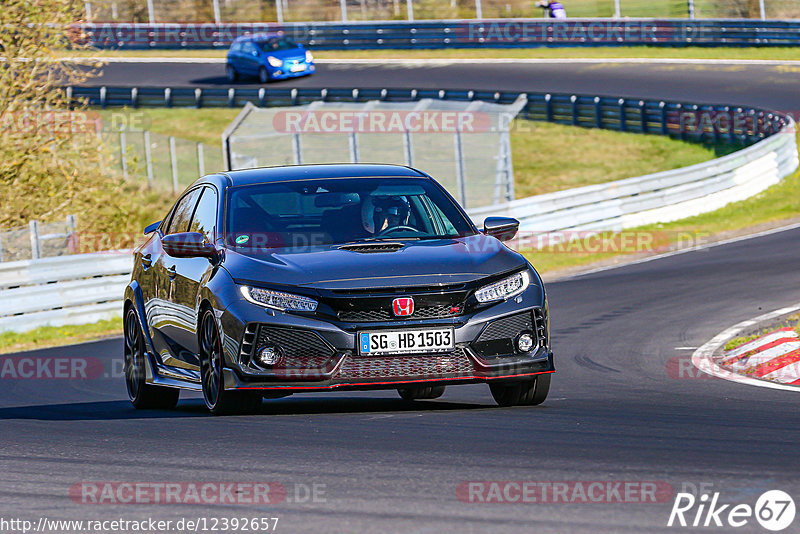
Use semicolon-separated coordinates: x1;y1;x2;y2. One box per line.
124;164;553;414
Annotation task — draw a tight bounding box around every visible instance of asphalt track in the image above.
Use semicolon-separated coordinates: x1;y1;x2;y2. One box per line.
3;60;800;533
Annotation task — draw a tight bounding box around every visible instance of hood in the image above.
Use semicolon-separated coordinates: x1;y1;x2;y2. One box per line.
224;234;528;291
266;46;306;61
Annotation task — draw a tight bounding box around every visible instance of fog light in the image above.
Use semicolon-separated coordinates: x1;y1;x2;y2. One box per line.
257;346;282;366
517;333;534;352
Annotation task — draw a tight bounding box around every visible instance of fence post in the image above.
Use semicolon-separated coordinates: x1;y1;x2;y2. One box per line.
687;0;695;19
403;130;413;166
144;131;154;188
0;231;4;263
453;129;467;208
66;215;77;254
197;143;206;176
340;0;347;21
545;94;553;122
639;100;648;134
29;220;41;260
119;131;128;180
213;0;222;24
614;0;620;18
275;0;284;23
169;136;179;193
349;132;359;163
659;101;668;136
759;0;765;20
570;95;579;126
292;134;303;165
146;0;155;23
407;0;414;21
475;0;482;19
84;1;92;21
618;98;627;132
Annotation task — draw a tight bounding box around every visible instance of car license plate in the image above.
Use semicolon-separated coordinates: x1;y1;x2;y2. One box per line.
358;328;454;356
290;64;307;72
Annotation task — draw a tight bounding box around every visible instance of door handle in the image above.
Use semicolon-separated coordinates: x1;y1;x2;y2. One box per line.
141;254;152;269
167;265;178;280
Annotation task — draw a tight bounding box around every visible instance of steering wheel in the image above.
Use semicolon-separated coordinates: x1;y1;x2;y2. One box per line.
376;225;425;237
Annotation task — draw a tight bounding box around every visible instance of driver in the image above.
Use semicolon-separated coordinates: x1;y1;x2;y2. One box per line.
361;195;411;235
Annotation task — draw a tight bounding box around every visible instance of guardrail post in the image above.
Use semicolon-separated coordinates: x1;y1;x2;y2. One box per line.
169;136;179;193
275;0;284;23
545;94;553;122
228;88;236;107
659;101;668;136
618;98;627;132
475;0;482;19
0;232;4;263
120;131;128;180
570;95;579;126
454;129;467;208
639;100;648;134
212;0;221;24
407;0;414;21
144;131;154;188
164;87;172;108
66;215;77;253
195;88;203;108
594;96;602;128
340;0;347;21
197;142;205;176
99;86;107;109
131;87;138;108
291;88;298;106
258;88;266;107
29;220;41;260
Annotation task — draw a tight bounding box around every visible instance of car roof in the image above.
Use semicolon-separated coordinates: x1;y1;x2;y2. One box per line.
211;164;429;188
233;33;284;43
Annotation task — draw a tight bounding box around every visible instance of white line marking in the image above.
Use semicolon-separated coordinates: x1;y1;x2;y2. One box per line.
691;303;800;393
674;346;698;350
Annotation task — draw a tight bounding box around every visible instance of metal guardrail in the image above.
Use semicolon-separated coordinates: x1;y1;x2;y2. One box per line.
0;253;132;333
466;120;799;232
78;19;800;49
69;85;785;147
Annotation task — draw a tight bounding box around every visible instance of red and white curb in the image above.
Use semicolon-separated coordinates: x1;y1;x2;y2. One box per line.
692;303;800;392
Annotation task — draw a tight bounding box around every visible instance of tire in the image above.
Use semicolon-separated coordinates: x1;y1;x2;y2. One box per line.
489;374;551;407
124;307;180;410
398;385;446;401
226;64;238;83
258;66;270;84
199;309;261;415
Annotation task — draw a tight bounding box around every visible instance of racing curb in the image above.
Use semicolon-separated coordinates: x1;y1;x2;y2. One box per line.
692;302;800;392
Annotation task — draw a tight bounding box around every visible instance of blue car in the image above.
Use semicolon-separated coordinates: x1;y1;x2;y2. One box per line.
226;33;315;83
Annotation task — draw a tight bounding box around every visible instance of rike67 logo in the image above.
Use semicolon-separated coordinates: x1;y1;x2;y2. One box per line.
668;490;796;531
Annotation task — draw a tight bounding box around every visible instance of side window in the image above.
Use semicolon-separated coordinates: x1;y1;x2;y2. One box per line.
165;189;202;235
242;42;254;55
189;187;218;241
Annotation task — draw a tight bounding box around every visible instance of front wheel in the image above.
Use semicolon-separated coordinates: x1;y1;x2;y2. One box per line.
199;309;261;415
124;308;180;409
489;374;551;407
258;66;270;84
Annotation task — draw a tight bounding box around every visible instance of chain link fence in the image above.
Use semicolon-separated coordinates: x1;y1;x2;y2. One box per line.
82;0;799;23
101;129;224;193
0;216;78;263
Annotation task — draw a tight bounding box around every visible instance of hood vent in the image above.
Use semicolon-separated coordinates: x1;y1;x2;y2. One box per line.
337;243;405;253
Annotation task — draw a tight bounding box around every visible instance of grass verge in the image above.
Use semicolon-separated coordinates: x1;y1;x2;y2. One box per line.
0;318;122;355
723;313;800;352
61;46;800;61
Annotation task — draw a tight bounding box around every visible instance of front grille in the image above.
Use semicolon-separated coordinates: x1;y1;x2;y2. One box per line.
248;326;335;370
472;312;535;359
338;348;473;380
338;304;459;323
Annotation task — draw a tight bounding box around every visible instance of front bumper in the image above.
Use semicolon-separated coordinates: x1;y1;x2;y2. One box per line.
219;284;554;393
268;62;315;80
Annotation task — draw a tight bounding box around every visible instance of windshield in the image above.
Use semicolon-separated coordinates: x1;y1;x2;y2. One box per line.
225;177;476;250
256;37;299;52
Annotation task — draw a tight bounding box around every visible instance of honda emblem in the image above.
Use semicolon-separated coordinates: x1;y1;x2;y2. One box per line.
392;297;414;317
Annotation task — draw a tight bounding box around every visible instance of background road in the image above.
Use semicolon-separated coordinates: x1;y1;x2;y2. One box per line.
2;60;800;533
90;60;800;112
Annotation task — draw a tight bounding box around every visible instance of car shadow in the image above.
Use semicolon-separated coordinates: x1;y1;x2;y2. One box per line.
0;397;493;421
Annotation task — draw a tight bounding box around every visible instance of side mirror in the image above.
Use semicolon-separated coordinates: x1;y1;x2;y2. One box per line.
162;232;217;259
483;217;519;242
143;221;161;234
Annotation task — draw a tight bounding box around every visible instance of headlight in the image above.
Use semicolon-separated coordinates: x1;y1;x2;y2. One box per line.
305;50;314;62
475;271;530;303
267;56;283;67
240;286;318;312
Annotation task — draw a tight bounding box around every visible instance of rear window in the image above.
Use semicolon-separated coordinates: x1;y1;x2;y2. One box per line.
225;177;475;250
